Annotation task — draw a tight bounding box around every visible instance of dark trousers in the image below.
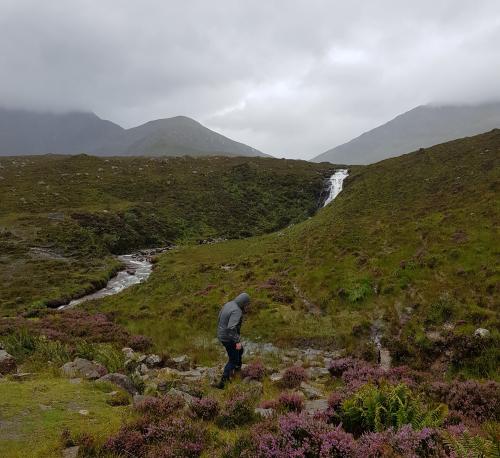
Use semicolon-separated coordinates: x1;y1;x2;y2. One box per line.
222;341;244;380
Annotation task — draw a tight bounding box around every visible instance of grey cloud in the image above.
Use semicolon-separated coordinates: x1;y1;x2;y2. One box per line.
1;0;499;159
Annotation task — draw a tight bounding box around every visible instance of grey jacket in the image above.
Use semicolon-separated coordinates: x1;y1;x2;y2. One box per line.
217;293;250;343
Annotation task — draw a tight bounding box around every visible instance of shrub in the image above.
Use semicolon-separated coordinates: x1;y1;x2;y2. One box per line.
281;365;307;389
341;383;447;436
428;380;500;423
357;426;440;457
248;413;356;457
135;395;185;419
241;360;266;381
105;429;145;456
217;392;256;428
129;334;153;351
328;357;360;377
276;392;304;413
190;397;220;420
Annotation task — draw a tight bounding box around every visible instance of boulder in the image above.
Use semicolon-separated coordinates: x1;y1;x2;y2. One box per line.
255;407;274;418
304;398;329;415
145;354;162;368
62;446;80;458
121;347;135;359
133;394;156;407
300;382;322;400
269;372;283;383
60;358;107;380
97;373;138;395
167;388;196;405
0;350;16;375
474;328;490;338
167;355;191;371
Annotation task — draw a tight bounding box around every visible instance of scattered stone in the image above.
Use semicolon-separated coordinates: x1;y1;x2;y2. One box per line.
304;398;329;414
0;350;16;375
97;373;138;395
62;446;80;458
145;354;162;368
69;378;82;384
167;388;196;405
78;409;89;416
61;358;107;380
300;382;322;400
474;328;490;338
133;394;156;406
270;372;283;383
121;347;135;359
255;407;274;418
167;355;191;371
10;372;33;381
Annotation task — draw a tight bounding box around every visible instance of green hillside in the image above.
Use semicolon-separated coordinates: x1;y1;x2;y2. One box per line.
91;130;499;376
0;154;334;313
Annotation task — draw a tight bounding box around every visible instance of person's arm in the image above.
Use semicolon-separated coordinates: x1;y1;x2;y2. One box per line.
226;308;242;343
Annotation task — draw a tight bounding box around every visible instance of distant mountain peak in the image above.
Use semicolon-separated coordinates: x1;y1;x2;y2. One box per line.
312;102;500;164
0;108;268;158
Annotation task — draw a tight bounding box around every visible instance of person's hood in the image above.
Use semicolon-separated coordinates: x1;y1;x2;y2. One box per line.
234;292;250;310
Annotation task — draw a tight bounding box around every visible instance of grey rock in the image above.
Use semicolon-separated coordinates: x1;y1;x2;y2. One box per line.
61;358;107;380
300;382;322;400
304;398;329;414
167;355;191;371
62;446;80;458
474;328;490;338
122;347;135;359
255;408;274;418
145;354;162;368
168;388;196;405
270;372;283;383
97;373;138;395
0;350;16;375
133;394;156;406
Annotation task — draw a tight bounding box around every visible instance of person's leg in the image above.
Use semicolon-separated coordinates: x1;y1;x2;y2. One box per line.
222;342;239;381
235;345;244;371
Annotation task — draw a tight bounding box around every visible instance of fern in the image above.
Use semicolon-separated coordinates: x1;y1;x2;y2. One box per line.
341;383;447;435
443;431;497;458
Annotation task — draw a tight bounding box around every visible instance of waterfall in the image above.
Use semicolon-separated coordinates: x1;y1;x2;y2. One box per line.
323;169;349;207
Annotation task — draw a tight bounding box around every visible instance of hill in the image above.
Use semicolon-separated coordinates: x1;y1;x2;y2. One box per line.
0;108;267;157
91;130;499;376
0;154;333;312
312;102;500;164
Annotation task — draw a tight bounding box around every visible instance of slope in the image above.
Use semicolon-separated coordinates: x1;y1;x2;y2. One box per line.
92;130;499;376
0;155;333;312
0;108;267;157
313;102;500;164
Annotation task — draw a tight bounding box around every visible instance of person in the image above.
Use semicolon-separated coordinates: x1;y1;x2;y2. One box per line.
215;292;250;389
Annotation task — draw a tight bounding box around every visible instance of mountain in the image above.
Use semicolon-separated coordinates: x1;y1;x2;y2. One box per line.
312;102;500;164
0;107;123;155
0;108;267;157
93;115;266;157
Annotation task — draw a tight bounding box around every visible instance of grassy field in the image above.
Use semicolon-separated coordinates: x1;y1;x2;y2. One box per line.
89;130;499;375
0;155;334;313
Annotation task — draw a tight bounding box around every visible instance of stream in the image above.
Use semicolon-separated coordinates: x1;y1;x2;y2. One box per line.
58;171;349;310
57;249;168;310
323;169;349;206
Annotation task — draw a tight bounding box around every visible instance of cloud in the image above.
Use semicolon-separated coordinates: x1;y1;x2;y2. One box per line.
1;0;499;158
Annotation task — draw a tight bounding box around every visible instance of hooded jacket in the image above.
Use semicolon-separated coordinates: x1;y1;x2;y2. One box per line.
217;293;250;343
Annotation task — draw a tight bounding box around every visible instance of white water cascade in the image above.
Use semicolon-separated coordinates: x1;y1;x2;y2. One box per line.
323;169;349;207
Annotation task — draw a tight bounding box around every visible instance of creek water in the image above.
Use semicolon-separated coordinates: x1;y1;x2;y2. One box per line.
323;169;349;206
57;250;164;310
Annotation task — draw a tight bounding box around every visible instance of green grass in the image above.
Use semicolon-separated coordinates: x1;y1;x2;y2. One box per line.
0;155;334;313
0;374;129;457
88;130;499;372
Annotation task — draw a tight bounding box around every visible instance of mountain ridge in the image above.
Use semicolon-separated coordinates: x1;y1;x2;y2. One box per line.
0;107;268;157
312;102;500;164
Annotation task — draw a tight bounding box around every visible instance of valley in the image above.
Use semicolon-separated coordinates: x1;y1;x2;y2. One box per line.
0;131;498;457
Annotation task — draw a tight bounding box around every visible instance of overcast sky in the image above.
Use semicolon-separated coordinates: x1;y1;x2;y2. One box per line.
1;1;499;159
